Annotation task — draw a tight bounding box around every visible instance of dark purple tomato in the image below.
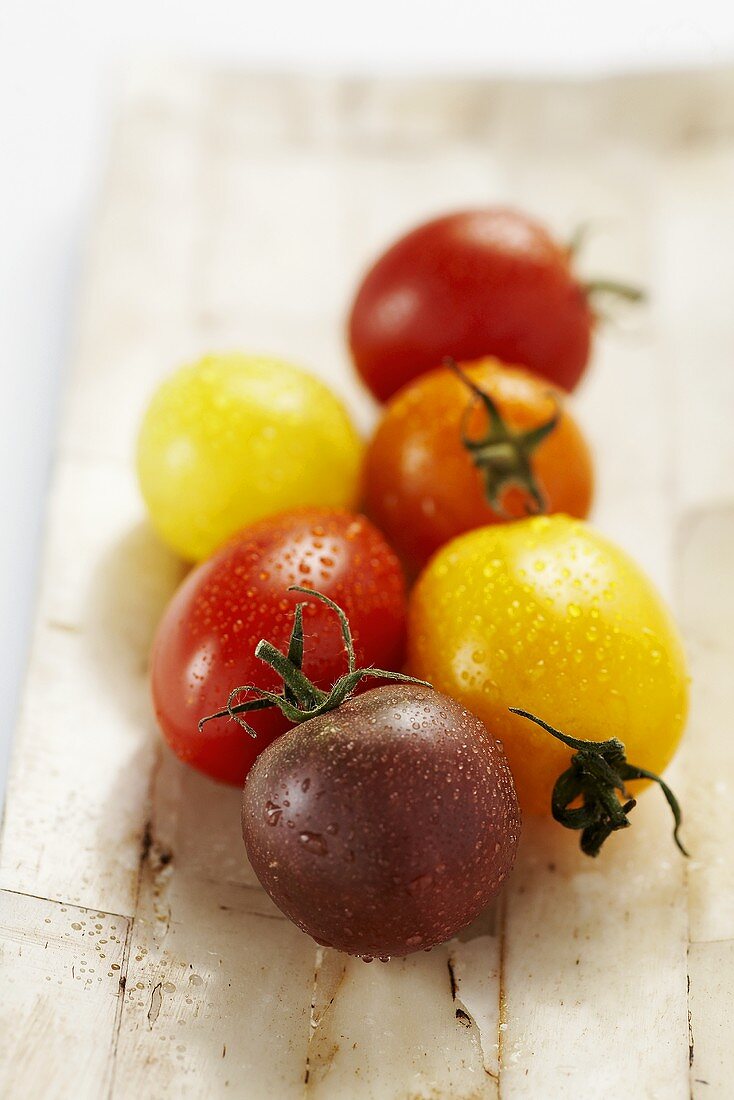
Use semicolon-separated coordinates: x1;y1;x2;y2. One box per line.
243;683;521;958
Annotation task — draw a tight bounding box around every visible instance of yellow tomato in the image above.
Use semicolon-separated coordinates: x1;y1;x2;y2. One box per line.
137;354;362;561
408;515;689;815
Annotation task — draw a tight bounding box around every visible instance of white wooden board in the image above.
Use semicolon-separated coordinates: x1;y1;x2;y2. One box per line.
1;63;734;1098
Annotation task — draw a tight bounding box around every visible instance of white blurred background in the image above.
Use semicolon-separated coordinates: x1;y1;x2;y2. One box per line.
1;0;734;806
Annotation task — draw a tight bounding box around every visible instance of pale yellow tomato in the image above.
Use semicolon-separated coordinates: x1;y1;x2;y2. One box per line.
408;515;689;815
137;354;362;560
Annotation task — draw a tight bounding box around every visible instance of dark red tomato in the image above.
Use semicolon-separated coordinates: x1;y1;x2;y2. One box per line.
151;510;406;785
349;208;593;401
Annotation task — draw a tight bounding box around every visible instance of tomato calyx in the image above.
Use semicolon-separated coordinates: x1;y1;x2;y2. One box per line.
447;359;558;517
509;708;688;858
583;278;646;305
583;278;646;326
199;586;428;738
566;225;646;316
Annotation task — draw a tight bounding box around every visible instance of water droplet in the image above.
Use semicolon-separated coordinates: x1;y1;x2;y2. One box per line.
299;832;327;856
407;873;433;895
265;801;282;826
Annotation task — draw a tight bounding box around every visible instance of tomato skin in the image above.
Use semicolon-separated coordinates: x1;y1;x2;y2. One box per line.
137;353;362;561
151;510;406;785
349;209;593;402
363;358;593;574
408;516;689;815
243;684;520;957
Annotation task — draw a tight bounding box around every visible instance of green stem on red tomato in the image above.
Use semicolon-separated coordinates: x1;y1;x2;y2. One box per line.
583;278;646;305
508;707;688;858
199;586;429;738
566;223;646;306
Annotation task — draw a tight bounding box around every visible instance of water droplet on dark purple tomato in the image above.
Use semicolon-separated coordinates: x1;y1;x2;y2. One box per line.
264;801;282;826
299;832;327;856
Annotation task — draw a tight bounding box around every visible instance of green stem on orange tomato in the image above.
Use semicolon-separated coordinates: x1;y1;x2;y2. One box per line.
446;358;558;518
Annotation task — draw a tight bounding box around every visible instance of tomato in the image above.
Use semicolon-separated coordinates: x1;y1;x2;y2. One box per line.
363;357;593;573
408;516;689;816
151;510;406;785
227;589;519;957
348;208;594;401
137;353;362;561
244;683;520;958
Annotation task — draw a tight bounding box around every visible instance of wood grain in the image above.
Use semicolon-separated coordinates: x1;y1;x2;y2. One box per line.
0;889;129;1098
1;63;733;1097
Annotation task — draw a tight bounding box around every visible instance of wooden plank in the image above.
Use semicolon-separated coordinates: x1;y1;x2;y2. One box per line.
501;813;689;1098
658;146;734;1090
0;889;129;1099
306;942;497;1099
677;511;734;949
0;459;184;915
688;939;734;1097
111;746;317;1099
112;887;316;1099
656;148;734;515
4;64;734;1096
658;146;734;946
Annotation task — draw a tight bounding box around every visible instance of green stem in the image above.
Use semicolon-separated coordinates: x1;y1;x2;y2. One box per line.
446;359;558;518
566;222;646;308
289;586;357;673
255;640;327;708
584;278;646;304
284;602;305;705
198;586;430;739
566;223;590;258
508;707;624;757
509;707;687;858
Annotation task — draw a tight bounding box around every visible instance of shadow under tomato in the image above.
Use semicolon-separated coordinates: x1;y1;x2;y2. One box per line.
84;519;265;891
84;520;187;723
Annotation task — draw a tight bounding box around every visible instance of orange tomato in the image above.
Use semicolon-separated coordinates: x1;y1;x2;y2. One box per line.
362;358;593;574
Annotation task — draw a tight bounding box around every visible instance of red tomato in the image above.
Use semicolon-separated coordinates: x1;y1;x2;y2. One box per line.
151;510;407;785
349;208;593;401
